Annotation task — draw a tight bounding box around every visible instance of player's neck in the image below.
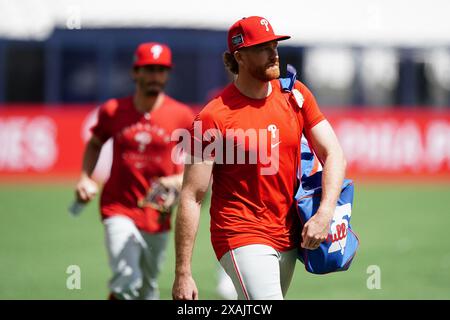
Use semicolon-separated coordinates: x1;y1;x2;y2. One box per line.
133;92;164;114
234;73;272;100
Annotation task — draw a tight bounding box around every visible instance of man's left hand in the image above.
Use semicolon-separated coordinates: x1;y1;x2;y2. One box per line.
301;208;333;250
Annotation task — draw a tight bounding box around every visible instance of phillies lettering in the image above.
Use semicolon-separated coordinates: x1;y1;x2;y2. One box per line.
326;222;347;243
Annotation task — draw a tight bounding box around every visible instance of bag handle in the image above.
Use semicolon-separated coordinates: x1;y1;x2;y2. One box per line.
279;65;322;181
279;64;316;151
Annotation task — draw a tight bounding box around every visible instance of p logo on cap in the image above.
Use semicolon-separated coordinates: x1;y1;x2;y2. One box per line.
227;16;290;53
133;42;172;68
260;19;269;31
150;45;163;59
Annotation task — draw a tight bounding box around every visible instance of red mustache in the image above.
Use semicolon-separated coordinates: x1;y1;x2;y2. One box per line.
145;81;164;87
266;59;279;68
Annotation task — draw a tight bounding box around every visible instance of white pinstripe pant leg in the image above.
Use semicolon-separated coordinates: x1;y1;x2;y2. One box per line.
219;244;297;300
103;215;169;300
104;216;144;300
138;230;169;300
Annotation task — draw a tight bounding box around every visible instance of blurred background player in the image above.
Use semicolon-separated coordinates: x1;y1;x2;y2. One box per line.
74;42;194;300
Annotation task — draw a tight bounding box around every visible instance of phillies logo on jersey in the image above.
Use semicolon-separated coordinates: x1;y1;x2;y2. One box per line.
267;124;277;139
134;132;152;152
326;203;351;254
267;124;281;149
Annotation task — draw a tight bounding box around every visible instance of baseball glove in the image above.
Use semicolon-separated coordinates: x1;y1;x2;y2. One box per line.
139;181;179;213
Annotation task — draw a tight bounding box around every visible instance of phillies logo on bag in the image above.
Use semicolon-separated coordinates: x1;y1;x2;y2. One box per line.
295;141;359;274
326;203;351;254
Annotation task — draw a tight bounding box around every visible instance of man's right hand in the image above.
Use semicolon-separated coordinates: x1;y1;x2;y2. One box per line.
75;175;98;203
172;274;198;300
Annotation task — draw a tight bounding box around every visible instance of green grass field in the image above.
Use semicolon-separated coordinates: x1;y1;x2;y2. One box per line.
0;181;449;300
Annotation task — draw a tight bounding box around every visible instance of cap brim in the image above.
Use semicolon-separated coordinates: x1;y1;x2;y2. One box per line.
239;34;291;51
133;61;173;68
273;35;291;42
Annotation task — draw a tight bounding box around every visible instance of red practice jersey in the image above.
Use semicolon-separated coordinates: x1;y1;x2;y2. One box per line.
191;80;325;260
91;95;194;233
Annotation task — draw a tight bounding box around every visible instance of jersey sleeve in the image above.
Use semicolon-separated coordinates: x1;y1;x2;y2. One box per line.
295;81;326;133
90;101;115;143
188;105;223;162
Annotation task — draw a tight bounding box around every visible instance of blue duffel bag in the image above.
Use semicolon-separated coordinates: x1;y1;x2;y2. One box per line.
295;141;359;274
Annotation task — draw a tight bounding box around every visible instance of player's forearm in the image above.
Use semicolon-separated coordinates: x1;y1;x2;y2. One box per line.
318;148;347;218
81;140;103;178
174;191;201;277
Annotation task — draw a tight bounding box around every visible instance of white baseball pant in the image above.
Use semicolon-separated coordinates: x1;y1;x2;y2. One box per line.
219;244;297;300
103;215;169;300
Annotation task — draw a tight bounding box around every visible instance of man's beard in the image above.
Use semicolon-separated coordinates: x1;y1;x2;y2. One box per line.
139;80;165;96
249;62;280;82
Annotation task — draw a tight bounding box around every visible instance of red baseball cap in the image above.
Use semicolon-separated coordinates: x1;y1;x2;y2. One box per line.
133;42;172;68
227;16;290;53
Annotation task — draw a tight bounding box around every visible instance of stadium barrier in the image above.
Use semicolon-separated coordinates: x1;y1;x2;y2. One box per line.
1;106;449;182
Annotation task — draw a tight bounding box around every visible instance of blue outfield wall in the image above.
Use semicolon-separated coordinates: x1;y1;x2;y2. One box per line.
0;28;447;107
